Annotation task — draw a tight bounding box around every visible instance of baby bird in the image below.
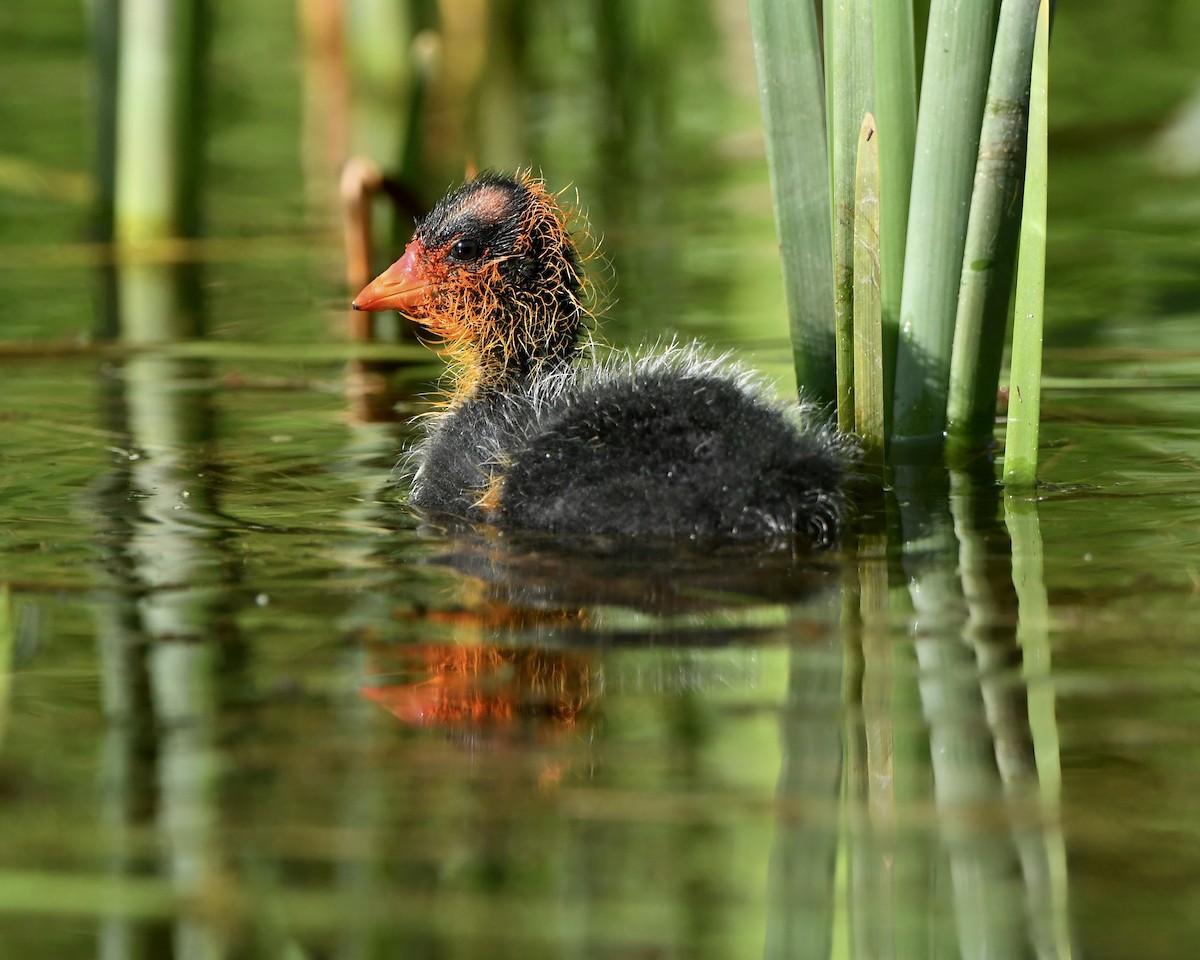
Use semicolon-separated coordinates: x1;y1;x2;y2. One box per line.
353;172;848;545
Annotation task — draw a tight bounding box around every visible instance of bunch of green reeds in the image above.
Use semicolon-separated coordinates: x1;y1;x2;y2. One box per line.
748;0;1051;486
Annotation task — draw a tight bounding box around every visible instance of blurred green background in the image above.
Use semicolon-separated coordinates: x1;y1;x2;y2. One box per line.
4;1;1199;358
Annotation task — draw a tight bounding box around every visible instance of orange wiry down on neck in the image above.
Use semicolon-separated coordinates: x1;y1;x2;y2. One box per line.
425;173;601;405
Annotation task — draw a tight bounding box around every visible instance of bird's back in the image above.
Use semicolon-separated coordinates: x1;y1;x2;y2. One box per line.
408;346;847;545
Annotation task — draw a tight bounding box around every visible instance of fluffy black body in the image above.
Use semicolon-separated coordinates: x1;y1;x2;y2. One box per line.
408;347;848;546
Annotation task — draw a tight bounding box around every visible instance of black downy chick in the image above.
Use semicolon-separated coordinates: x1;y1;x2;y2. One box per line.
353;172;849;545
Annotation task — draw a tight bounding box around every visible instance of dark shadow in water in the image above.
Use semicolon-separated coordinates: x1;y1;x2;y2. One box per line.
405;512;840;619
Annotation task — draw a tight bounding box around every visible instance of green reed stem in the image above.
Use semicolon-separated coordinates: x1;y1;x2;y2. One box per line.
946;0;1042;463
829;2;876;431
748;0;837;405
871;0;917;441
853;114;886;469
1003;0;1049;487
891;0;1002;455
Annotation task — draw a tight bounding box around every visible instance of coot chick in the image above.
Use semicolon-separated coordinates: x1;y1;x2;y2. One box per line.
353;172;849;545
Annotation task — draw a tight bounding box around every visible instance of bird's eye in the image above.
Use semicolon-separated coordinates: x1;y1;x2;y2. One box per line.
449;238;482;262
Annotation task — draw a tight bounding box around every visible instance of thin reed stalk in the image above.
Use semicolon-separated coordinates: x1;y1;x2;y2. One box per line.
747;0;837;405
829;2;876;431
871;0;917;439
891;0;1002;454
852;114;885;469
946;0;1042;463
1002;0;1049;487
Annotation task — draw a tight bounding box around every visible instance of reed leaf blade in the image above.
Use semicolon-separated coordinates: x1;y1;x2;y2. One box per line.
1003;0;1049;488
853;114;885;469
748;0;837;404
871;0;917;437
892;0;1002;454
830;1;876;430
946;0;1042;463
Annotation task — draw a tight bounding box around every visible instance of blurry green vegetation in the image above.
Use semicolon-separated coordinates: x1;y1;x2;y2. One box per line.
0;0;1196;355
0;3;89;246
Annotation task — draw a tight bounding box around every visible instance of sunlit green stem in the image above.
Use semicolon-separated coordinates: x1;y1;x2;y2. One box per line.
1003;0;1049;487
748;0;837;404
892;0;1002;454
830;2;875;430
871;0;917;439
946;0;1041;463
853;115;885;469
